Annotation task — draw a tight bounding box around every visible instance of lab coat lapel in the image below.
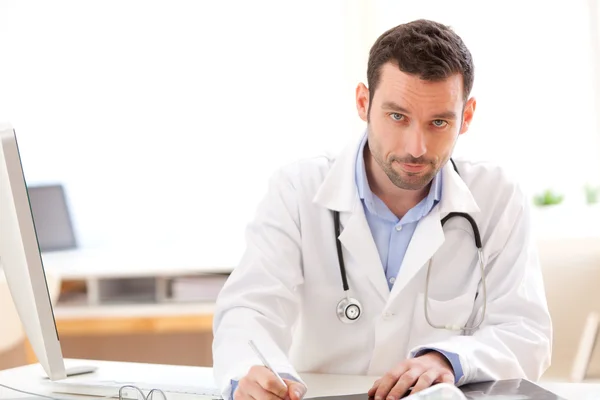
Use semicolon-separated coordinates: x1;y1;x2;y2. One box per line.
388;161;481;299
388;210;444;298
338;207;390;303
313;133;389;303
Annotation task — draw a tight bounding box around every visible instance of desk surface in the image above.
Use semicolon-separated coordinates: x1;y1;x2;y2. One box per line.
54;302;216;320
42;247;233;279
0;359;599;400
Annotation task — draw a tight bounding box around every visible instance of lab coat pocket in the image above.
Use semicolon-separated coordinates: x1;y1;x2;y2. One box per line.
408;291;475;348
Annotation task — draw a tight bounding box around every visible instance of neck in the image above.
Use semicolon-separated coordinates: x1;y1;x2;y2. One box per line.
364;146;430;219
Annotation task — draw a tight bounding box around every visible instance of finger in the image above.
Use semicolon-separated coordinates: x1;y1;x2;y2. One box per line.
410;369;440;394
368;379;381;397
253;368;288;399
386;368;422;400
438;372;455;385
286;381;307;400
236;378;259;400
234;384;252;400
245;380;286;400
374;366;410;400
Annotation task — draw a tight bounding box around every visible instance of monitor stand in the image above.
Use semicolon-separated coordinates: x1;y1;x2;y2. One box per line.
65;365;97;377
42;365;98;379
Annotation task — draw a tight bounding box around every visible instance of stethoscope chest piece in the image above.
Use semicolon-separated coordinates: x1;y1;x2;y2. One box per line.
336;296;362;323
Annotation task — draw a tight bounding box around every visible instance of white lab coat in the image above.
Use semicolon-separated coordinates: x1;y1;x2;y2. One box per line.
212;134;552;398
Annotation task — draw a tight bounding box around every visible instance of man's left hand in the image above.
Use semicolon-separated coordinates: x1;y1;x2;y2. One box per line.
367;352;455;400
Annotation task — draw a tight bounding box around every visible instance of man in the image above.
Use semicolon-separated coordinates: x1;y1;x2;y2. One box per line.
212;19;552;400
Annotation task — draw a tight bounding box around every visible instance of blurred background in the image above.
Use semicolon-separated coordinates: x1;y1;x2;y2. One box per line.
0;0;599;383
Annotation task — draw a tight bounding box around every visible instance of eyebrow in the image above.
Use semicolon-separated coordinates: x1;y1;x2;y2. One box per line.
381;101;457;120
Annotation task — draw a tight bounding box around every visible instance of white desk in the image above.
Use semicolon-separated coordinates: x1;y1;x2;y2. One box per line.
1;359;600;400
0;359;372;400
41;247;233;280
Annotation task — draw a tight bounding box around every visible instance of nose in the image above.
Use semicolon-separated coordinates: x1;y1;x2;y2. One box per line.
404;128;427;159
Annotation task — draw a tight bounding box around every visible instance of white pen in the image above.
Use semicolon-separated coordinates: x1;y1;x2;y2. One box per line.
248;340;288;389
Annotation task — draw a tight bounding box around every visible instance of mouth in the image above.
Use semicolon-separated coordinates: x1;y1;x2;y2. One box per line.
399;163;428;173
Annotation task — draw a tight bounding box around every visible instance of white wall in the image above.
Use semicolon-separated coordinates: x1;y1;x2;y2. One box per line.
0;1;368;266
589;0;600;168
371;0;600;203
1;1;599;267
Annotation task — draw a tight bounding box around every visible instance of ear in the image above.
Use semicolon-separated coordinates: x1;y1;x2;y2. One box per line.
460;97;476;135
356;83;369;122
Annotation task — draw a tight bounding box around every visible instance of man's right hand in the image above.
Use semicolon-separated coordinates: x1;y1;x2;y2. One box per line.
234;366;307;400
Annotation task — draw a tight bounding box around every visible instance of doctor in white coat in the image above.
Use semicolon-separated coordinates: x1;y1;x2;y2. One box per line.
212;19;552;400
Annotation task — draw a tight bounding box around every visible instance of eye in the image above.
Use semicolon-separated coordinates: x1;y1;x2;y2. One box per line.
390;113;405;121
432;119;448;128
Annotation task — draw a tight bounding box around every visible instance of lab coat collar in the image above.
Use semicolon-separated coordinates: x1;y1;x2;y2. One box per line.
437;159;481;216
313;134;481;216
312;136;361;213
312;133;481;303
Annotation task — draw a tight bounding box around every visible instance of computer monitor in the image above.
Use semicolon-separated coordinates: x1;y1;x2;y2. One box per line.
0;123;67;381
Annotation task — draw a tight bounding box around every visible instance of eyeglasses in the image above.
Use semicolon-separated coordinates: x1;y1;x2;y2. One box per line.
118;385;167;400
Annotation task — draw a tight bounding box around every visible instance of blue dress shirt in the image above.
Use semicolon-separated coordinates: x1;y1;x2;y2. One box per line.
354;134;442;291
355;133;463;384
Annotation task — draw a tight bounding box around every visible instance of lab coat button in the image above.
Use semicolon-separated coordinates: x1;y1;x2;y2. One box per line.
383;312;394;320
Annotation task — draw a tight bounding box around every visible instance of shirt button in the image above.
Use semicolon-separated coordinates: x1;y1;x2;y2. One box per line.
395;225;403;232
389;277;396;284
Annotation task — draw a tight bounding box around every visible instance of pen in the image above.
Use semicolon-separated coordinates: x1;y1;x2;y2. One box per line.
248;340;288;389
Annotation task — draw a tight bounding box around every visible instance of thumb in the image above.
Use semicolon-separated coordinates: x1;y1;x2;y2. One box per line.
285;380;307;400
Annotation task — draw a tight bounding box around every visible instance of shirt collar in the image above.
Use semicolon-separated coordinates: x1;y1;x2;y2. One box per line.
355;132;443;222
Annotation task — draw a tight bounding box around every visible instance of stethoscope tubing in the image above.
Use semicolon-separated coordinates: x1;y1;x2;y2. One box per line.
333;158;487;330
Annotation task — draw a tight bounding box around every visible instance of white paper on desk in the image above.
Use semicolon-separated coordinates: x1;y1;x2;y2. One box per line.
404;383;467;399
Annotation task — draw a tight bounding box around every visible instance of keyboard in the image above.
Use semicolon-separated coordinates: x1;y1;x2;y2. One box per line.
47;379;223;400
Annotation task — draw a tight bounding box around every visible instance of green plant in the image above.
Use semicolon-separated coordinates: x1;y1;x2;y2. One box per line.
533;189;564;206
584;184;600;204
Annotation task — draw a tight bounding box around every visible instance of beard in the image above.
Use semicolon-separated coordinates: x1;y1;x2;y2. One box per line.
367;131;442;191
378;154;438;190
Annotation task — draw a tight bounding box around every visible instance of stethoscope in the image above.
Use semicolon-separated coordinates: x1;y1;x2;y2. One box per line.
334;159;487;332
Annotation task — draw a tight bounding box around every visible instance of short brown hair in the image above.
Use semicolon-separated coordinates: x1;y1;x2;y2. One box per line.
367;19;474;106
